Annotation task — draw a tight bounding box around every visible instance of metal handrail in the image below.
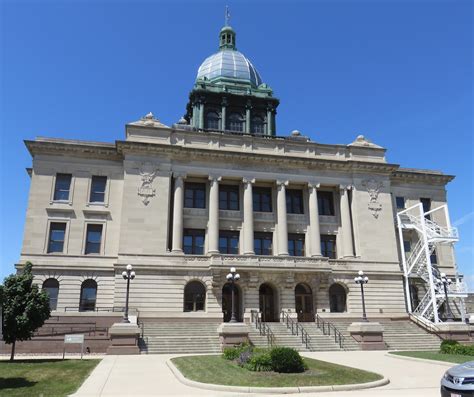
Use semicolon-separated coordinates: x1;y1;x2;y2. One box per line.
315;314;345;349
280;311;312;350
251;310;275;347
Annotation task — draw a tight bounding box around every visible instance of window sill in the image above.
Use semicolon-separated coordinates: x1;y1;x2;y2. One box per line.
49;200;72;206
86;202;109;208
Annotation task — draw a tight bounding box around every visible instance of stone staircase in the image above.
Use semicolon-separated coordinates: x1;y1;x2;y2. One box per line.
302;322;360;351
248;322;309;351
139;320;221;354
326;317;442;351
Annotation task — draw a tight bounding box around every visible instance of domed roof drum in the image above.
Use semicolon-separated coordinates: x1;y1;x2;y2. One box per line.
197;50;263;88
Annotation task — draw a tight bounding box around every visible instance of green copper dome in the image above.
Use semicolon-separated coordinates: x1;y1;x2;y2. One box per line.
196;26;263;88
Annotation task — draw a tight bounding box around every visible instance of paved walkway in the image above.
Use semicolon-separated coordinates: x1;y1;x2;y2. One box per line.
71;351;451;397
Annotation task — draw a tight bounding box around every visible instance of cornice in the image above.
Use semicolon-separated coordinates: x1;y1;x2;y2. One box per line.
116;140;400;174
24;139;121;161
392;168;455;185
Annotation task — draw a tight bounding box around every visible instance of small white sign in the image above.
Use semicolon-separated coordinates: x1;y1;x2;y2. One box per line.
64;334;84;344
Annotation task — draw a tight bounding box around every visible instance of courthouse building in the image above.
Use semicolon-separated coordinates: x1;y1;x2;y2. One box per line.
20;24;466;331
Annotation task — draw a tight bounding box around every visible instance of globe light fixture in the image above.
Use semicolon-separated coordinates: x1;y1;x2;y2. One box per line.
226;267;240;323
122;264;136;323
438;273;454;322
354;270;369;322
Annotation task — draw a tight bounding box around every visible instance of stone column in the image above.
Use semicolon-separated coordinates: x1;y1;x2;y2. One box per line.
208;175;221;254
198;98;205;130
340;186;354;257
171;174;186;253
245;100;251;134
266;107;273;136
221;97;227;131
276;180;289;256
308;183;322;257
242;177;255;255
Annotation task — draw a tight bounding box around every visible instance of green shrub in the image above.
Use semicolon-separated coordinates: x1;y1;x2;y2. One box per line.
270;347;305;373
246;352;273;372
222;342;253;360
440;339;459;354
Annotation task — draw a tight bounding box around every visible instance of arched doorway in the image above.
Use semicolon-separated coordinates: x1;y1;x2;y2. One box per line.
329;283;347;313
222;283;242;322
259;283;278;322
295;283;314;322
409;284;420;312
183;281;206;312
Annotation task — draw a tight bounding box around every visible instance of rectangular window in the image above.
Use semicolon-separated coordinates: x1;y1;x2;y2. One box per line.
288;234;305;256
403;240;412;252
184;183;206;209
89;176;107;203
53;173;72;201
183;229;205;255
286;189;304;214
321;235;336;259
318;191;335;216
420;198;431;219
253;187;272;212
219;230;239;254
395;196;405;210
48;222;67;253
430;249;438;264
254;232;273;255
219;185;239;211
85;224;103;255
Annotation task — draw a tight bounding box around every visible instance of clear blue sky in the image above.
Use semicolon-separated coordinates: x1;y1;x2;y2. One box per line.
1;1;472;288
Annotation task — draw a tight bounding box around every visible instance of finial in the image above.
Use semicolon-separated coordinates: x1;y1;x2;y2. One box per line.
225;5;231;26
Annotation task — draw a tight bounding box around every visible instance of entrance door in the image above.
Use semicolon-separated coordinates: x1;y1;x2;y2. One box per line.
295;283;314;322
259;283;277;322
222;283;241;322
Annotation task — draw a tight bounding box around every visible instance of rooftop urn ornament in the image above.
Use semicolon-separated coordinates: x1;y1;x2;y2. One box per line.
437;273;454;322
226;267;240;323
354;270;369;322
121;264;136;323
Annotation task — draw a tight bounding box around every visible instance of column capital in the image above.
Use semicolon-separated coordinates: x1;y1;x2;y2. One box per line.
242;177;255;185
221;97;228;106
173;172;187;180
276;180;289;188
208;175;222;183
308;182;321;190
339;184;353;192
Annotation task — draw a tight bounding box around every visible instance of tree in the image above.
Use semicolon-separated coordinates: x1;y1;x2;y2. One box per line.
0;262;50;360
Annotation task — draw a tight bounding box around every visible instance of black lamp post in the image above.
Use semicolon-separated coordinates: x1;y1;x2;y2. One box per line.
354;270;369;322
438;273;454;322
226;267;240;323
121;264;136;323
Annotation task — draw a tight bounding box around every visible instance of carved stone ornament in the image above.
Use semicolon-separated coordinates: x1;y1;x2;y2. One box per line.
137;163;157;205
362;179;383;218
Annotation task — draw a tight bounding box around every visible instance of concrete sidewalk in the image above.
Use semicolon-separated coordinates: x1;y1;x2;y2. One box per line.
71;351;451;397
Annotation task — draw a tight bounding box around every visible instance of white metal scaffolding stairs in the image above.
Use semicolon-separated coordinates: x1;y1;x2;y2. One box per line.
397;203;467;324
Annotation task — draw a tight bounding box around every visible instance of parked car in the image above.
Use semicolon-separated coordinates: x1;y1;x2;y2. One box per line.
441;360;474;397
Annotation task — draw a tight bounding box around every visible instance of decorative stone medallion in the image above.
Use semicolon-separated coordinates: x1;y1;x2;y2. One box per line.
362;179;383;218
137;163;157;205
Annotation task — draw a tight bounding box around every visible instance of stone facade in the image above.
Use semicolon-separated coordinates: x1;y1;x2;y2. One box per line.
19;122;456;321
18;24;459;325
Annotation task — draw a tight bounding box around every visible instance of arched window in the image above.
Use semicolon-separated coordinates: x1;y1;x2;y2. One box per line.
329;283;347;313
79;279;97;312
42;278;59;311
205;111;220;130
227;113;244;132
251;116;265;135
184;281;206;312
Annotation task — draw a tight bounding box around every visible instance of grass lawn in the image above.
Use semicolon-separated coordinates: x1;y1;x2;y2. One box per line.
0;359;100;397
390;351;474;364
171;355;382;387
